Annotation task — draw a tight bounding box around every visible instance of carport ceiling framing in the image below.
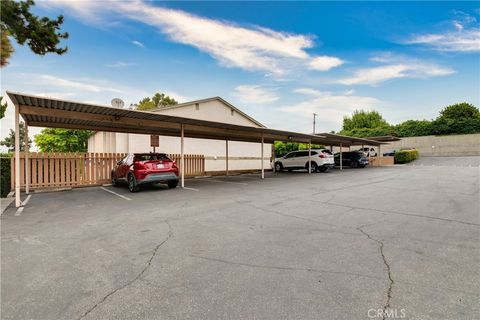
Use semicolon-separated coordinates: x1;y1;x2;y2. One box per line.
9;92;386;147
9;92;319;144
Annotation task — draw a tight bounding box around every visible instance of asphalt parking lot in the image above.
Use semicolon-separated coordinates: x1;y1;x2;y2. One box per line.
2;157;479;320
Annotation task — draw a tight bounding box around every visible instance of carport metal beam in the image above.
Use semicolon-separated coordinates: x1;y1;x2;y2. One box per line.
24;121;30;194
225;140;229;176
261;135;264;179
181;124;185;188
15;104;20;207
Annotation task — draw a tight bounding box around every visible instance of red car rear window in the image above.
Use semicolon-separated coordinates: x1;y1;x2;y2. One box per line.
134;154;171;161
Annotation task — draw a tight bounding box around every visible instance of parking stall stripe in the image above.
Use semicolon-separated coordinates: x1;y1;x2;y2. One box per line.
205;179;248;185
14;207;24;216
182;187;200;191
100;187;132;201
22;195;32;206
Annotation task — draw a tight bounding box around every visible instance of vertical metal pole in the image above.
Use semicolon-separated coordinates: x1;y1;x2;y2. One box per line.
15;105;21;207
378;145;382;166
340;143;343;171
225;139;229;176
180;125;185;188
261;135;264;179
25;121;30;194
271;143;275;173
330;145;333;152
308;140;312;174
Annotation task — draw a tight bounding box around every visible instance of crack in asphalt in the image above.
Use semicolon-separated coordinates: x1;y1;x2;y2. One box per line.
307;198;479;227
357;225;393;320
237;200;342;229
78;221;173;320
190;254;385;281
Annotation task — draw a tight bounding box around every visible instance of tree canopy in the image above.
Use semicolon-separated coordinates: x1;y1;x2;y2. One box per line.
0;122;32;151
339;103;480;138
0;96;7;119
34;128;93;152
0;0;68;67
135;92;178;111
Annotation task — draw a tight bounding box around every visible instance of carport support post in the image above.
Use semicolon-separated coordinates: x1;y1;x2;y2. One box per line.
15;104;21;207
261;135;264;179
25;121;30;194
271;143;275;173
180;124;185;188
308;140;312;174
378;145;382;166
225;140;229;176
339;143;343;171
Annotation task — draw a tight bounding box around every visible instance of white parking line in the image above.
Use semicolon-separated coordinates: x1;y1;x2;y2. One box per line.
22;195;32;206
15;207;24;216
14;195;32;216
204;179;248;186
182;187;200;192
100;187;132;201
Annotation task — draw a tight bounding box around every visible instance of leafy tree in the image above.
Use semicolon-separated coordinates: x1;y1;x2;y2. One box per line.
342;110;389;131
340;109;392;137
395;120;434;137
34;128;93;152
1;0;68;67
438;103;480;121
0;96;7;119
135;92;178;111
273;141;324;157
0;122;32;151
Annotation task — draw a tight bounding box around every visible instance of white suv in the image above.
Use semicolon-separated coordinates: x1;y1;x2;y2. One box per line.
274;149;335;173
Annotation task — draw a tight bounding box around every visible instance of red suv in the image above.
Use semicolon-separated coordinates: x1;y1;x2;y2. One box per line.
111;153;179;192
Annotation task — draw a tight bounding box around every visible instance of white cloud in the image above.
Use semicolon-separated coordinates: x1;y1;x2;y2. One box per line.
234;85;279;104
30;74;122;93
106;61;136;67
131;40;145;48
281;88;381;126
40;0;344;76
404;17;480;52
337;55;454;86
308;56;344;71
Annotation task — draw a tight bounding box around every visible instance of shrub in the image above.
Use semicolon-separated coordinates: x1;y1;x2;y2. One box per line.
0;153;12;197
394;150;419;164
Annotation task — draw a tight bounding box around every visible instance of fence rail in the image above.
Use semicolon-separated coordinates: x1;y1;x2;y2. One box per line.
11;152;205;190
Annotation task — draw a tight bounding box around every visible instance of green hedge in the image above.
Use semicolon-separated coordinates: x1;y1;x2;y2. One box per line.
0;153;12;198
394;150;419;164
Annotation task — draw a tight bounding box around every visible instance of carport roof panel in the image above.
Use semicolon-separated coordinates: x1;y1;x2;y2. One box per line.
8;91;328;144
316;133;385;146
8;91;386;146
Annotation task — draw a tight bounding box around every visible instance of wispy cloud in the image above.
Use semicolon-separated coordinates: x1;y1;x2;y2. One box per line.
41;0;344;76
29;74;122;93
131;40;145;48
308;56;344;71
106;61;136;67
337;54;454;86
281;88;381;126
234;85;279;104
404;13;480;52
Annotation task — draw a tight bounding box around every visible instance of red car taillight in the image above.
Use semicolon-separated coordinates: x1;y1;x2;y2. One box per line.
134;161;147;170
172;161;177;168
319;153;327;158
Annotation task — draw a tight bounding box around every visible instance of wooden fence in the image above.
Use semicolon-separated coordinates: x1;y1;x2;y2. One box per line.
10;152;205;190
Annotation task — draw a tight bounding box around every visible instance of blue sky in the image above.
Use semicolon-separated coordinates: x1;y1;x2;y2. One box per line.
1;1;479;140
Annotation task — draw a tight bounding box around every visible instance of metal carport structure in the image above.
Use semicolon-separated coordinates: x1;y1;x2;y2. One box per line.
7;91;386;207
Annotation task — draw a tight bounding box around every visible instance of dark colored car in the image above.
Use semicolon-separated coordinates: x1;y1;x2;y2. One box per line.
383;149;397;157
334;151;369;168
111;153;179;192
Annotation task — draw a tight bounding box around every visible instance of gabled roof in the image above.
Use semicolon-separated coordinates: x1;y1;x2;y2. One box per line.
151;97;266;128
